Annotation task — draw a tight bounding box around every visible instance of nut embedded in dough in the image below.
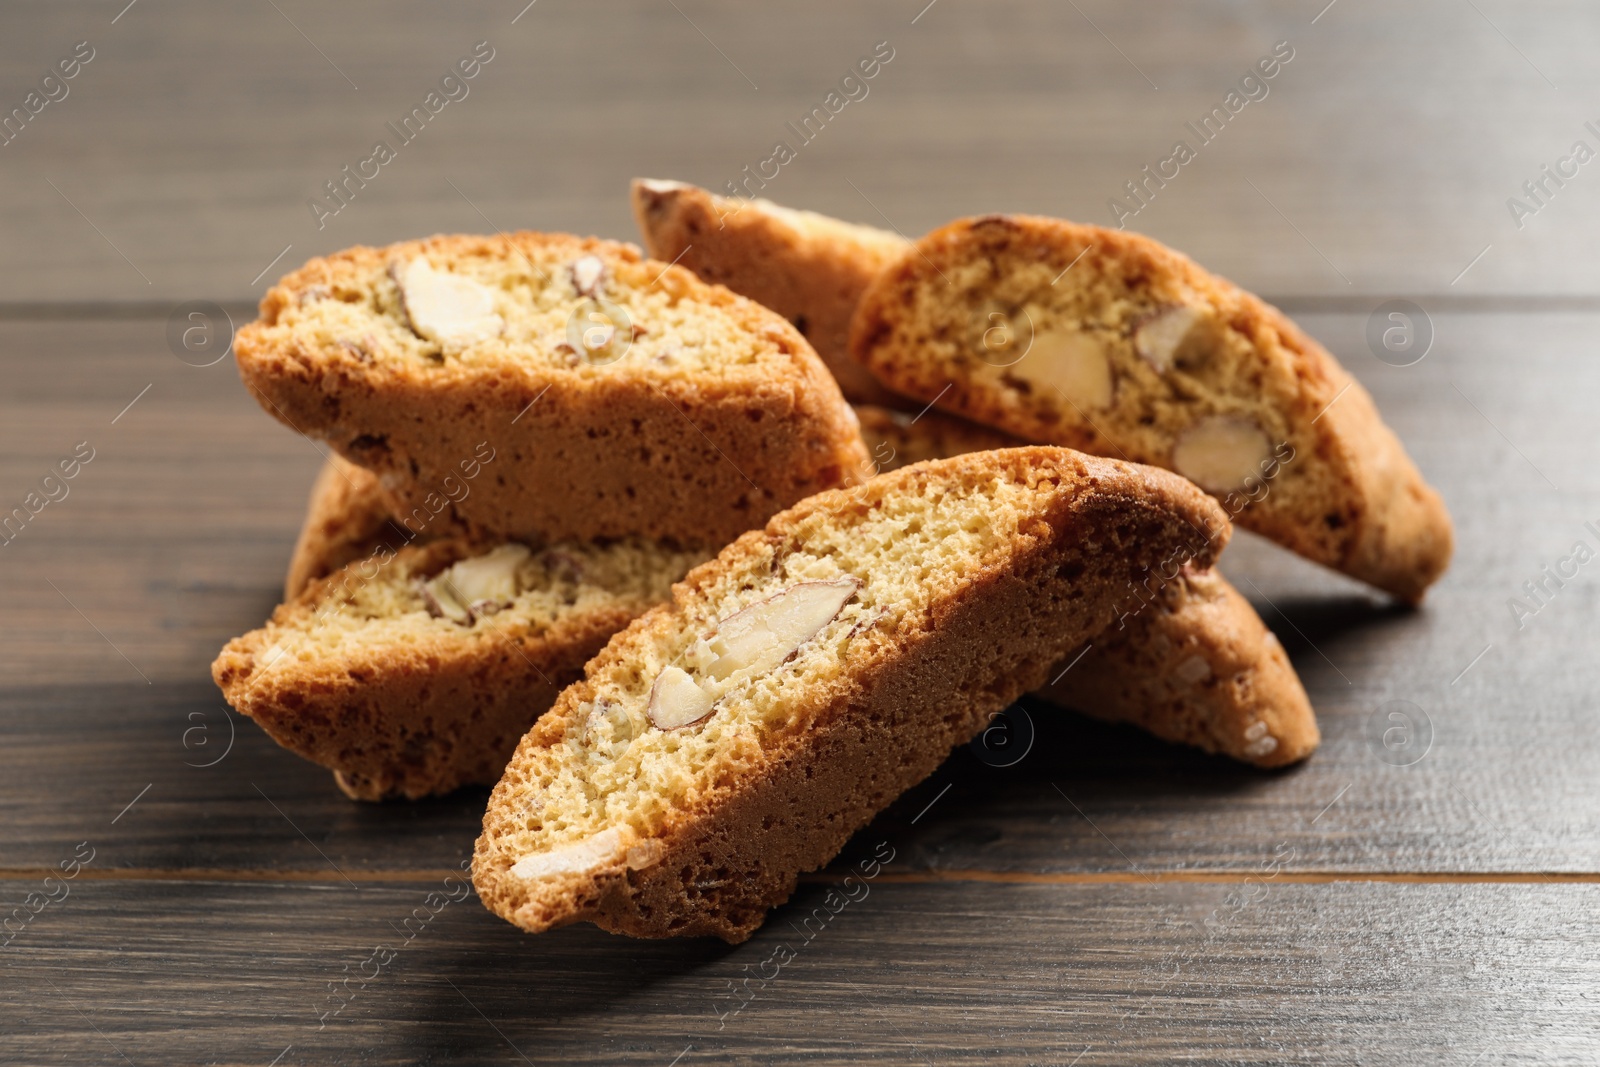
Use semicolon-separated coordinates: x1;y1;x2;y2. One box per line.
1133;305;1202;371
1171;415;1272;493
703;578;860;682
570;254;606;298
1011;325;1114;409
390;257;503;348
422;543;531;626
646;666;716;731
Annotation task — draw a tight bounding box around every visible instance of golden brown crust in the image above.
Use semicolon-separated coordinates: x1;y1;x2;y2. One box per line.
284;456;401;598
473;447;1232;941
1034;567;1319;766
849;214;1453;603
854;403;1026;472
857;405;1316;767
235;231;872;551
215;539;695;800
631;179;912;407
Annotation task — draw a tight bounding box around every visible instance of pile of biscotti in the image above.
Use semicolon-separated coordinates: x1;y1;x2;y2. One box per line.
212;181;1452;942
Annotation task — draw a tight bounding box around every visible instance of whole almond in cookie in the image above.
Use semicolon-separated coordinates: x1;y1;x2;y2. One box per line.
213;536;707;800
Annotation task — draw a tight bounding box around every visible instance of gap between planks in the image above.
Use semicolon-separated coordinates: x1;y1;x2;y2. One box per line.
1;867;1598;886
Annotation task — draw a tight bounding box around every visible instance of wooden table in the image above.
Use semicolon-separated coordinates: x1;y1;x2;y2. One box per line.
3;2;1595;1063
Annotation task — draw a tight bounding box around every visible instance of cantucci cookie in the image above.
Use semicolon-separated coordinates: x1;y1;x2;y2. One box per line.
473;447;1230;941
283;455;402;599
856;405;1316;767
631;178;910;407
214;538;706;800
849;215;1453;603
234;232;870;550
1033;566;1318;766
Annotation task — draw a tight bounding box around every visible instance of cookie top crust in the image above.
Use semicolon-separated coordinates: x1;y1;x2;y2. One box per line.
243;231;833;391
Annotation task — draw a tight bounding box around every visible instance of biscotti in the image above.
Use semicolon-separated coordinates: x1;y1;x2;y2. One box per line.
283;455;401;599
631;178;910;407
856;405;1317;767
850;214;1453;603
234;232;871;550
472;447;1231;941
1032;565;1318;766
214;537;706;800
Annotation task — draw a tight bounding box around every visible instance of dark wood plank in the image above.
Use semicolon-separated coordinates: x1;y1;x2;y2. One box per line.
0;0;1595;302
2;876;1594;1065
0;308;1594;880
4;2;1598;1059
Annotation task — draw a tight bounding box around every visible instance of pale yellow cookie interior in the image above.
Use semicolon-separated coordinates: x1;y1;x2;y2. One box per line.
252;538;704;674
493;468;1059;867
928;242;1301;501
263;237;798;382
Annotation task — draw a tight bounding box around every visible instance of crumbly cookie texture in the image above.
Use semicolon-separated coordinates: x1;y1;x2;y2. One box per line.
631;178;911;407
473;447;1231;942
234;231;871;550
849;214;1453;604
855;405;1316;767
213;537;706;800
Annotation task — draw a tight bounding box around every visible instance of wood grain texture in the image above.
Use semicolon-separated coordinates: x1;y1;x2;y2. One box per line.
0;0;1596;302
1;878;1595;1065
1;1;1596;1063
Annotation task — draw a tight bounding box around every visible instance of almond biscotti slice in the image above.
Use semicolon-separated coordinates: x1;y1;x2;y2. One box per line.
214;538;706;800
856;405;1316;767
473;447;1230;941
235;232;870;550
849;215;1453;603
283;455;400;599
631;178;910;407
1033;566;1318;766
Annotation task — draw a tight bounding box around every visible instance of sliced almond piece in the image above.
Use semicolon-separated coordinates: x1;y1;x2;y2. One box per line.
1133;305;1202;372
440;544;530;603
510;826;629;880
418;579;472;626
646;665;716;730
424;544;530;625
391;258;503;348
1010;326;1113;409
1171;416;1272;493
584;698;639;753
645;579;860;731
1242;720;1279;758
1172;654;1213;685
571;255;606;298
705;578;860;681
625;839;665;870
